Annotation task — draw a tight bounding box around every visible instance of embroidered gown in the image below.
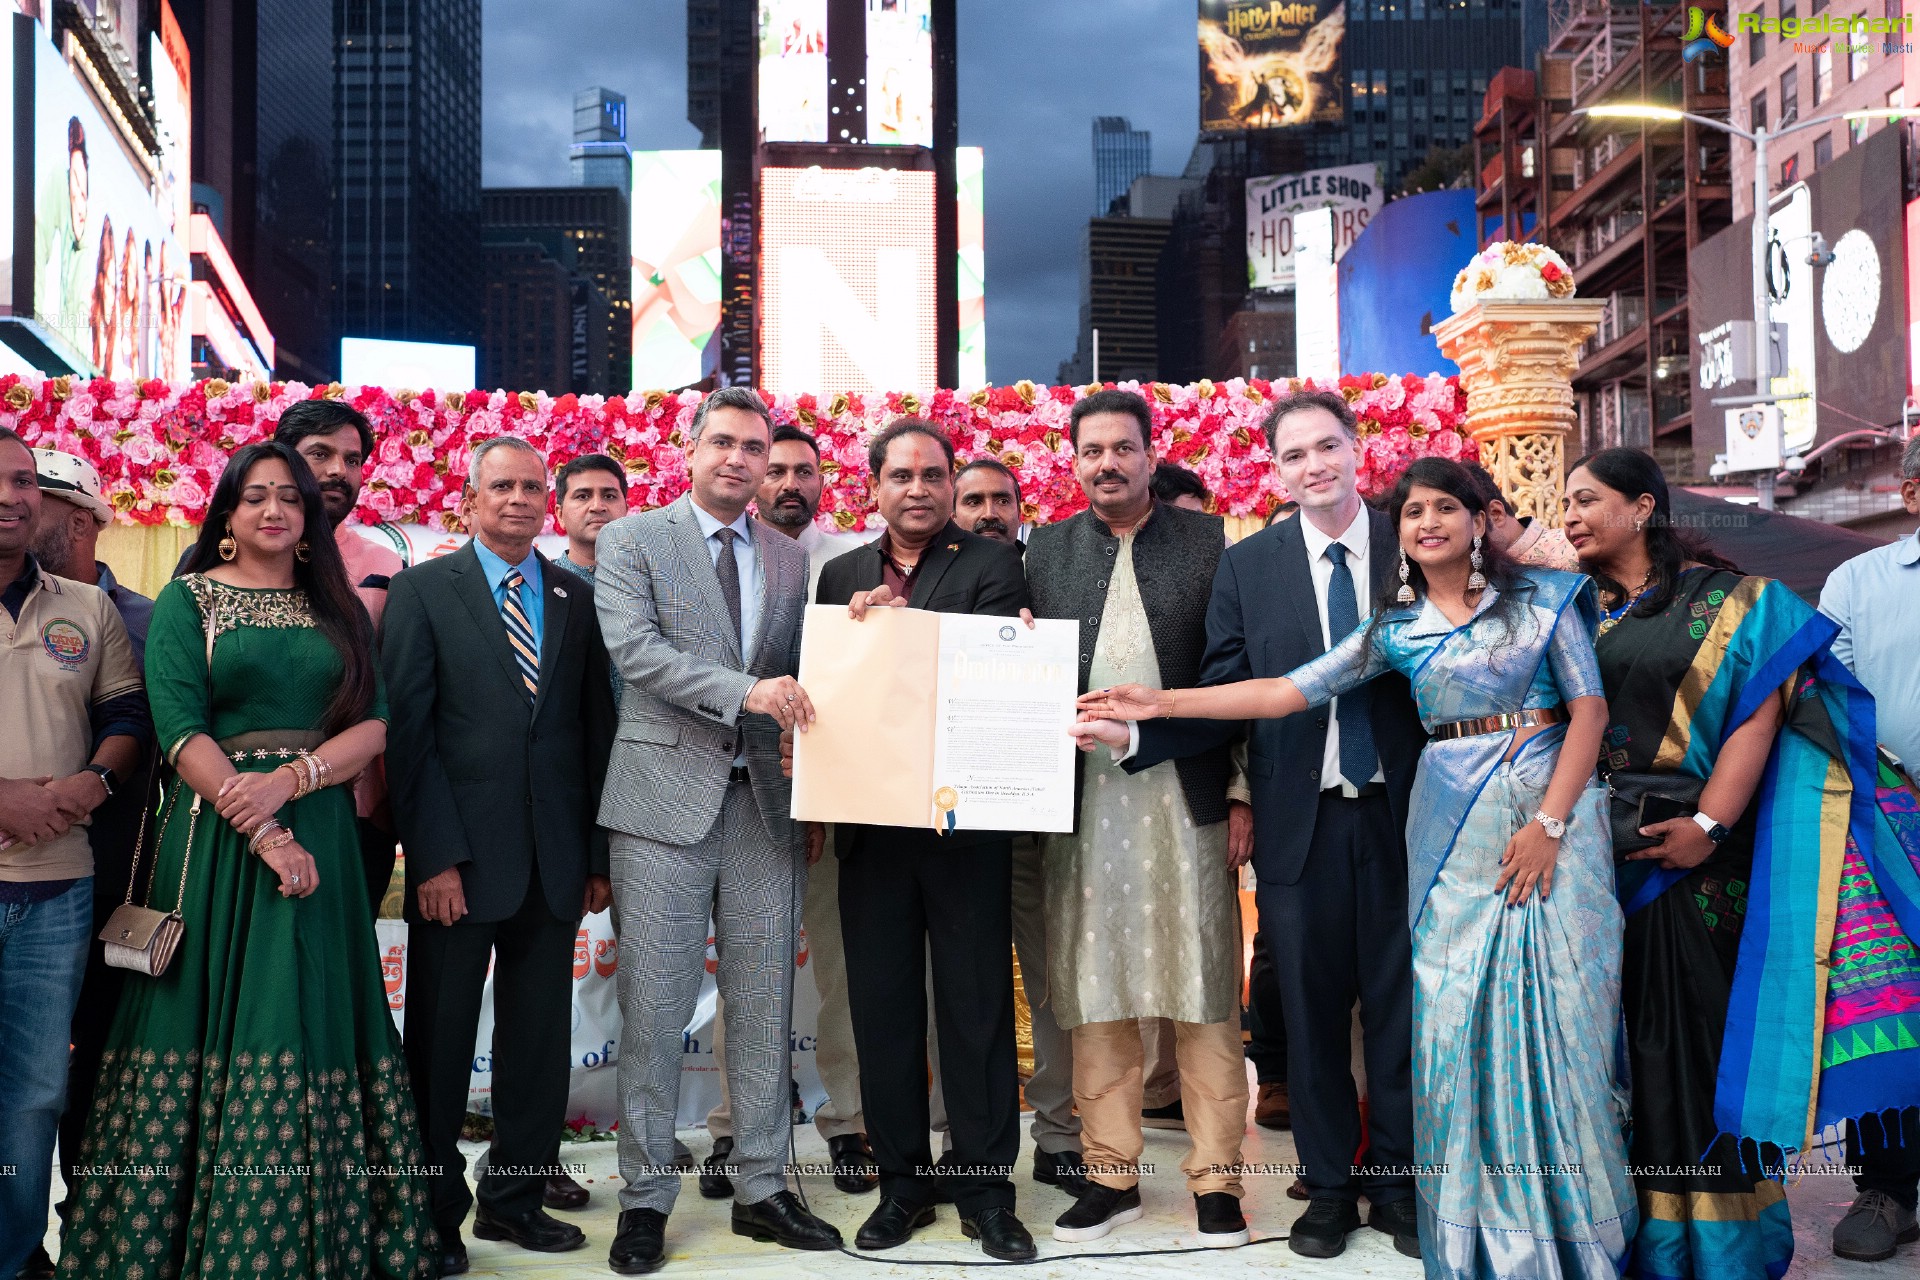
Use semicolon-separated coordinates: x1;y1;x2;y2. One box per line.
1287;568;1636;1280
59;576;436;1279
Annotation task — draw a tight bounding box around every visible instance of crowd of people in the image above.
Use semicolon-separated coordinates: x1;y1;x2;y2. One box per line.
0;383;1915;1280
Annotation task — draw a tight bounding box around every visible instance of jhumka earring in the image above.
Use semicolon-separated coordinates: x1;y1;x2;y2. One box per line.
217;523;237;561
1467;534;1488;592
1395;548;1416;604
294;541;312;563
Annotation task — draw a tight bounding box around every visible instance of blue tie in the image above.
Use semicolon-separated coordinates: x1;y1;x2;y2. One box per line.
1324;543;1377;788
500;567;539;703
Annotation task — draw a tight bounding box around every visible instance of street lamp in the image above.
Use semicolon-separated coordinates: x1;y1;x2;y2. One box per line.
1574;103;1920;508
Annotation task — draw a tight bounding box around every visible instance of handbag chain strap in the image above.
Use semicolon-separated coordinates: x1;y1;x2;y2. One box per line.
123;580;220;915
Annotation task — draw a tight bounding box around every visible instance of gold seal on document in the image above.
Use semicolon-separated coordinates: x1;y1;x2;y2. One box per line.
934;786;959;812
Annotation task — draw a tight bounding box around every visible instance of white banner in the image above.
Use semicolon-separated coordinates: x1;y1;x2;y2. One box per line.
1245;164;1382;292
378;911;828;1130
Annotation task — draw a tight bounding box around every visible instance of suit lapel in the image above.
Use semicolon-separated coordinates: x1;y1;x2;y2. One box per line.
530;554;571;714
746;516;782;666
907;524;966;608
450;542;531;699
1273;518;1324;656
665;495;743;664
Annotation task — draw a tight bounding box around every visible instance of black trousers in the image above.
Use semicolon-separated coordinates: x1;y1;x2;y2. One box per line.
404;862;578;1234
1245;929;1288;1085
839;833;1019;1217
1253;790;1414;1204
1849;1107;1920;1210
359;816;399;918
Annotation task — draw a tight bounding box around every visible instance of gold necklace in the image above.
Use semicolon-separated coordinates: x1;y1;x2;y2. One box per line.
1597;565;1657;636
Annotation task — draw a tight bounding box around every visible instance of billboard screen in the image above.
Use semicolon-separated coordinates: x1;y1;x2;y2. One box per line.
759;165;937;392
630;150;721;391
759;0;828;143
1200;0;1345;132
957;146;985;387
31;34;187;378
340;337;476;390
1336;189;1475;377
866;0;932;147
1246;163;1379;291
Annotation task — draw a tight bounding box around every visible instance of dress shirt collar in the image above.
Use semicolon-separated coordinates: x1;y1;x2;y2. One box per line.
689;499;753;547
1299;501;1370;565
470;536;541;592
1899;530;1920;567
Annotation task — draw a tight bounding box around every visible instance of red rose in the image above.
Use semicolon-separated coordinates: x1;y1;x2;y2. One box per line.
1541;263;1564;282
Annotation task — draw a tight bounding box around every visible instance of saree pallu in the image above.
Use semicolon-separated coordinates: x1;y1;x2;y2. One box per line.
1599;570;1920;1280
1291;568;1635;1277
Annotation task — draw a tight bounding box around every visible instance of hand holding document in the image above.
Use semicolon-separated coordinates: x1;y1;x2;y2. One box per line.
790;605;1080;832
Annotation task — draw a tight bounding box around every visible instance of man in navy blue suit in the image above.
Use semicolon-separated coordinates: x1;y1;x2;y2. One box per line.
1075;389;1426;1261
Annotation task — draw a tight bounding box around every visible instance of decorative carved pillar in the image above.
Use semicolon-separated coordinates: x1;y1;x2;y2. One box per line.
1432;300;1607;527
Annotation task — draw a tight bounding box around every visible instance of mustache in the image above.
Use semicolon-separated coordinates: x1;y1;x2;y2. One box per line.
971;516;1009;535
1094;470;1127;486
771;490;809;506
319;481;354;496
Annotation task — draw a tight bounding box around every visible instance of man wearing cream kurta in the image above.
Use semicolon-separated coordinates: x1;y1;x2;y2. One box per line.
1023;390;1248;1248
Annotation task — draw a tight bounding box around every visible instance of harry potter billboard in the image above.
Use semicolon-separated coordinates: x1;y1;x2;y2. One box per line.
1199;0;1346;133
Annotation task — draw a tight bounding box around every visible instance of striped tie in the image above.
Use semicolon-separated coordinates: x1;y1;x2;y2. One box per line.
501;567;539;702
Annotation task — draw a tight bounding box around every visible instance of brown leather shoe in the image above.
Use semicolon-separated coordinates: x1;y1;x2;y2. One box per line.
543;1171;590;1211
1287;1177;1310;1201
1254;1082;1291;1130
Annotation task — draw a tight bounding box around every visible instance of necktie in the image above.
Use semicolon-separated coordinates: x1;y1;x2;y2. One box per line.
713;527;744;647
500;567;539;702
1324;542;1377;788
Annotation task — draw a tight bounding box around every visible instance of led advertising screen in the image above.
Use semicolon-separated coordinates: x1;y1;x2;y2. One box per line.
867;0;932;147
31;35;187;378
759;0;829;143
1246;163;1379;292
1200;0;1345;132
630;150;721;391
957;146;985;387
340;337;476;390
759;166;937;393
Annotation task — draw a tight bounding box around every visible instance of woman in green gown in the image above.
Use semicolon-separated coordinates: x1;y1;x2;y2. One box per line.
60;441;437;1279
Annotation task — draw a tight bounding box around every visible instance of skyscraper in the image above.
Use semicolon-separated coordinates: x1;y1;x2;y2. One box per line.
335;0;483;352
571;86;632;195
481;186;632;394
1093;116;1151;215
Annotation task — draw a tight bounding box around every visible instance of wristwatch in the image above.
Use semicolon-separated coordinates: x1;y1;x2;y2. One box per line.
1692;810;1731;844
84;764;117;798
1532;811;1566;839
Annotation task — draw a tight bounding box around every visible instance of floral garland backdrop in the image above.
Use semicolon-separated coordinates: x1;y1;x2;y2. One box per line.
1;373;1471;531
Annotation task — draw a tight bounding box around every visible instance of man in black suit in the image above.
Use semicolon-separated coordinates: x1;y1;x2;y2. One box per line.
814;419;1039;1263
382;436;616;1276
1078;390;1425;1260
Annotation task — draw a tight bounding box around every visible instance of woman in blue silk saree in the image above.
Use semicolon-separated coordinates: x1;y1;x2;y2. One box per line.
1080;459;1635;1278
1565;449;1920;1280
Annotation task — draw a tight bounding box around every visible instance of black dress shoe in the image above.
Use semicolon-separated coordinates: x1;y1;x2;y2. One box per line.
1289;1197;1362;1258
828;1133;880;1194
1368;1195;1421;1258
608;1207;668;1275
962;1206;1038;1261
472;1205;588;1253
856;1195;936;1250
699;1136;735;1200
433;1230;470;1276
731;1189;844;1250
542;1171;590;1211
1032;1148;1091;1198
15;1244;57;1280
1140;1098;1186;1130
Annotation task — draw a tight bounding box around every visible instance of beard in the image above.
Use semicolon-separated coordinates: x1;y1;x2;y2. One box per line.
762;493;815;529
30;519;78;577
319;483;357;526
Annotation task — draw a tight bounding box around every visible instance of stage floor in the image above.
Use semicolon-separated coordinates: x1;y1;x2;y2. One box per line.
39;1076;1904;1277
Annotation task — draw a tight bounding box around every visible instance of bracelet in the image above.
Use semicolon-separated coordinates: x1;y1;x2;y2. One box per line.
254;829;295;855
248;820;286;854
1163;690;1177;719
277;761;311;801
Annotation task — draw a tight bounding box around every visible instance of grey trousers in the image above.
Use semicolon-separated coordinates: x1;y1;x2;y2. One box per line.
611;783;803;1212
1009;833;1082;1153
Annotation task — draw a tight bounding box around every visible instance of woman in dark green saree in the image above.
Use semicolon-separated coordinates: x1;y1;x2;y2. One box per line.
1566;449;1920;1280
60;442;436;1279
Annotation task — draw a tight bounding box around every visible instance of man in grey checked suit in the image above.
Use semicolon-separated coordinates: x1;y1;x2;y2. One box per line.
592;387;842;1275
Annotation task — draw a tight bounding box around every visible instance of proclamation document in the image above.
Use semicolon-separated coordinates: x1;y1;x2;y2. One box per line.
791;606;1080;832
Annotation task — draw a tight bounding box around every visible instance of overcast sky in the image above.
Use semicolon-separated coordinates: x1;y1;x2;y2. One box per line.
480;0;1201;386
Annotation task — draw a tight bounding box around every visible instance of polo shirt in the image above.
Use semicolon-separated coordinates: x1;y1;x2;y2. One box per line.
2;558;145;881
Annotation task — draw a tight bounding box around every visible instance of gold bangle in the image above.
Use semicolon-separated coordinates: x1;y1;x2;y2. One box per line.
1163;690;1177;719
249;820;285;854
255;830;295;855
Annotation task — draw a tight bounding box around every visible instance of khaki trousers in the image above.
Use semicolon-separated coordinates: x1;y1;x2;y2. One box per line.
1072;1017;1247;1196
709;838;864;1141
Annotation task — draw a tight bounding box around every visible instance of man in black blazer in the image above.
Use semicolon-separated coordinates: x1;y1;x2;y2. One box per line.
814;419;1039;1263
1087;390;1425;1260
382;436;615;1276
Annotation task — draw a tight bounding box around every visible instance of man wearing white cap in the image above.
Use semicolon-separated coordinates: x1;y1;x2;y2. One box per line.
27;447;158;1280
